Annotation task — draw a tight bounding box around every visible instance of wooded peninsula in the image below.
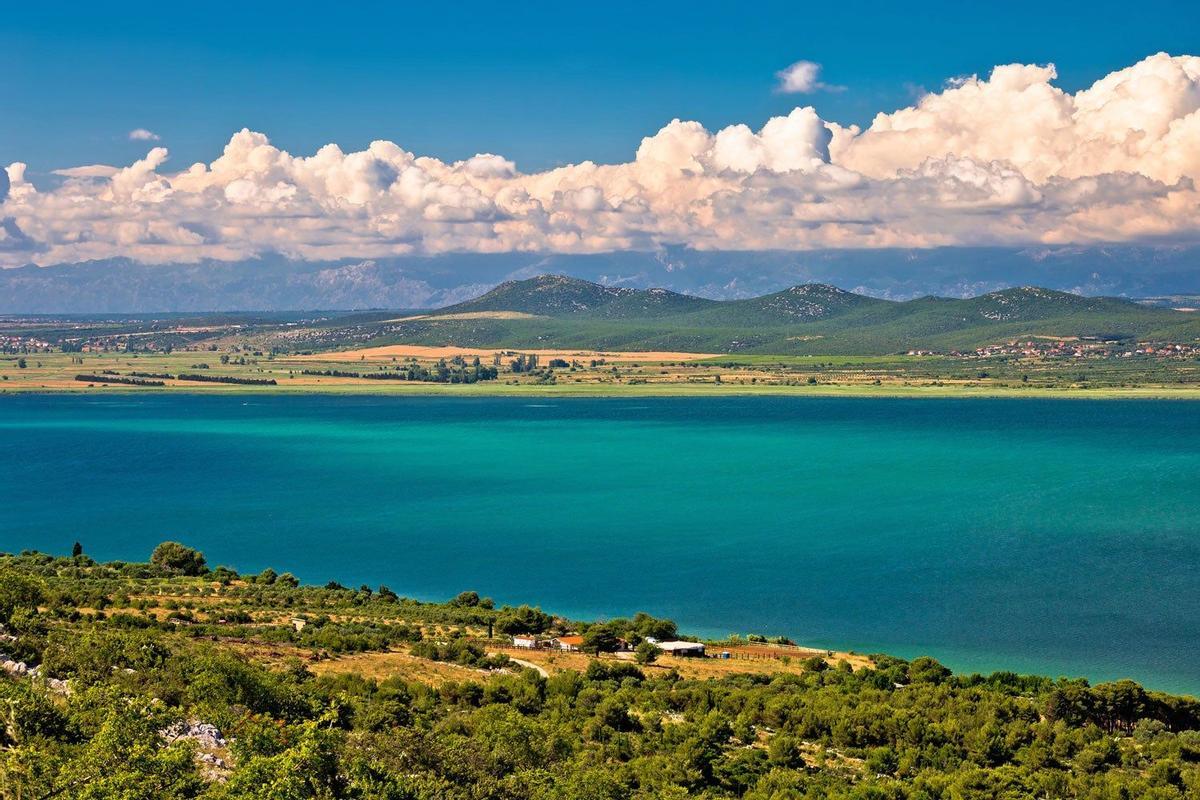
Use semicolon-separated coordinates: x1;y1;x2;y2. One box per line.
1;543;1198;799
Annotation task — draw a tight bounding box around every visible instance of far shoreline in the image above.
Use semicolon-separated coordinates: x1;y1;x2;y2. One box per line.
5;382;1200;401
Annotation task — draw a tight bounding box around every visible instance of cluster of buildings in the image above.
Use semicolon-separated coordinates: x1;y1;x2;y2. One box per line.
510;634;706;657
908;340;1200;360
1;335;51;353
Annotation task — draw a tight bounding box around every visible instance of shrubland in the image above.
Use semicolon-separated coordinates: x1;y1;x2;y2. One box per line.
1;546;1199;799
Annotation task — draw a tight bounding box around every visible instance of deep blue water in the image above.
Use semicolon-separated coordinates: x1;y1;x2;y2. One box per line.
2;394;1199;694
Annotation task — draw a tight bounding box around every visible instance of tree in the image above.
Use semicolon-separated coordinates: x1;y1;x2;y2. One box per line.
449;590;481;607
582;625;620;655
0;569;44;624
16;358;26;369
276;572;300;588
149;541;207;576
258;567;278;585
635;641;661;665
72;541;84;557
495;605;552;635
629;611;677;641
212;566;238;584
908;656;951;684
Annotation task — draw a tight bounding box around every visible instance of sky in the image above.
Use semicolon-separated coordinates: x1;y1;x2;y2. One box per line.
5;0;1197;173
2;0;1200;267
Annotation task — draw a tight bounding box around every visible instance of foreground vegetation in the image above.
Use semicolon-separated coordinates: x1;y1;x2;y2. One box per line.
2;544;1199;799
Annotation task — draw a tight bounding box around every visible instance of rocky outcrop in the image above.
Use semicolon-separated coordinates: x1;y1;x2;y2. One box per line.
0;652;70;693
161;720;232;781
161;720;228;749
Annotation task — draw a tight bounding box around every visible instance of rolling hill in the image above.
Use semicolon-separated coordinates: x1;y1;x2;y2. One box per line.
343;275;1200;355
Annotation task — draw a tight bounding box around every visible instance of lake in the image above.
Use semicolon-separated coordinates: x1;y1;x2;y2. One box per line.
2;394;1198;694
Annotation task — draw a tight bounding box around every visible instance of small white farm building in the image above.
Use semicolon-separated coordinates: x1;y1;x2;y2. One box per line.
654;640;706;657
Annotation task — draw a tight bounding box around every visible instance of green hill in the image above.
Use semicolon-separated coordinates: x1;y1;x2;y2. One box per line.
685;283;889;326
363;275;1200;354
441;275;634;316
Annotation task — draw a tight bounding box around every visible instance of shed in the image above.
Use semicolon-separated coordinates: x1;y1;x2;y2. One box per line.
656;640;706;657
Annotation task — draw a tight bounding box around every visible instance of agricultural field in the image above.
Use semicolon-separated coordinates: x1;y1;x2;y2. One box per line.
4;275;1200;398
3;344;1200;398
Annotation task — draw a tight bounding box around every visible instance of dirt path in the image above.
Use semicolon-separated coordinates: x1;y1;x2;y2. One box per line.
500;654;550;678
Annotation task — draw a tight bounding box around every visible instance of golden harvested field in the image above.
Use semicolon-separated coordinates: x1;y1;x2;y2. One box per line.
303;643;876;687
310;650;490;686
382;311;543;322
481;645;873;681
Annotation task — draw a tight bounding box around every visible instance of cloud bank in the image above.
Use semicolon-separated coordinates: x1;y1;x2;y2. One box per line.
3;53;1200;267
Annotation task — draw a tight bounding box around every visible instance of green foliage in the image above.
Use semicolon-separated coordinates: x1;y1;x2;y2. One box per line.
449;590;481;608
2;548;1200;799
369;275;1200;356
581;626;620;654
634;641;661;665
150;542;208;577
0;568;45;624
410;637;509;670
218;717;344;799
495;605;552;636
908;656;952;684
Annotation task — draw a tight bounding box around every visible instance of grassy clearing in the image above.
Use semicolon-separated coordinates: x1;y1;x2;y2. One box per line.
310;649;490;685
481;644;874;682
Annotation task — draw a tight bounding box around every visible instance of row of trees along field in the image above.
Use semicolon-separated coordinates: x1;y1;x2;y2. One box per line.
1;543;1199;799
302;356;499;383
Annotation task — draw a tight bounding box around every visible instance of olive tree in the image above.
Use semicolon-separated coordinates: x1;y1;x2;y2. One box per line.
149;542;208;576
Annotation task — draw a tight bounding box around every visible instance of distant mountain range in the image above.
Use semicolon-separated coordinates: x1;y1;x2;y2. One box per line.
3;244;1200;313
361;274;1200;355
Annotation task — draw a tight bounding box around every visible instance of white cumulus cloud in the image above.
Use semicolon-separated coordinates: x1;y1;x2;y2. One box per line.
128;128;161;141
2;52;1199;267
776;60;842;94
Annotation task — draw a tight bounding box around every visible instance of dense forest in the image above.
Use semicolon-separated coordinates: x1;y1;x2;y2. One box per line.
1;545;1199;799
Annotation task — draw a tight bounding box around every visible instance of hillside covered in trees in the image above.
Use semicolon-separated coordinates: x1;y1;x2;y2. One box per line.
1;544;1199;799
355;276;1200;356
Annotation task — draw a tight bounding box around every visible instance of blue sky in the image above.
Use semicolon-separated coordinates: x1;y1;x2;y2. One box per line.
4;1;1199;268
4;0;1197;175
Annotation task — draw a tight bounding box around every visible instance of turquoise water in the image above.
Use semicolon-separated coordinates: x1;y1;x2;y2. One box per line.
2;394;1199;694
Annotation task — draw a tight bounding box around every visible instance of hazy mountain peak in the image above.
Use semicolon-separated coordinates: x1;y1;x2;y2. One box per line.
4;244;1200;314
